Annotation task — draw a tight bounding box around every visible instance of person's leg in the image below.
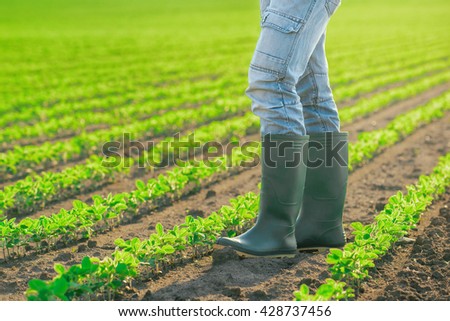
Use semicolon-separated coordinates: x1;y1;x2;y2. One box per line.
296;31;340;134
293;12;348;251
260;0;270;15
218;0;339;257
246;0;340;136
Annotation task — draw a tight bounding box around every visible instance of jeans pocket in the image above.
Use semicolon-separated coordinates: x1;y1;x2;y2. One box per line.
250;9;304;78
325;0;341;17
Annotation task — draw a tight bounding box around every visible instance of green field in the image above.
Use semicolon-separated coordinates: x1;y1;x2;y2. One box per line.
0;0;449;301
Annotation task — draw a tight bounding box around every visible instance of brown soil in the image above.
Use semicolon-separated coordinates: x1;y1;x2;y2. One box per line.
358;194;450;301
1;105;448;301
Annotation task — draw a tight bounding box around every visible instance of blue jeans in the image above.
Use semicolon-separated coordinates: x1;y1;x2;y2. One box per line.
247;0;341;135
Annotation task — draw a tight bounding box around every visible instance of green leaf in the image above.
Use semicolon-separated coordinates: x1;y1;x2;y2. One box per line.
299;284;309;296
54;263;66;275
28;279;47;291
316;284;334;298
115;263;128;275
155;223;164;235
136;180;146;190
81;256;92;271
350;221;364;231
52;278;69;298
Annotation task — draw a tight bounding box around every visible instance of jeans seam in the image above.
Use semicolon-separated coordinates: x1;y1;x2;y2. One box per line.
309;72;329;131
282;0;317;78
278;81;292;131
280;0;318;79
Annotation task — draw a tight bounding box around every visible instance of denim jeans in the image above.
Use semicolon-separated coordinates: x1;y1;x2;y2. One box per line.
246;0;341;135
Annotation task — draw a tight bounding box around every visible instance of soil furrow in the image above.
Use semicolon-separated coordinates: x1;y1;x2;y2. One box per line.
13;133;260;221
346;82;449;141
357;193;449;301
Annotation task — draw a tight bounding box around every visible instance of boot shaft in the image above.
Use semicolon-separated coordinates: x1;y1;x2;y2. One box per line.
259;134;309;228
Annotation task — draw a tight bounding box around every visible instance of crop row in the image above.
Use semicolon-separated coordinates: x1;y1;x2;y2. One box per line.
349;91;450;170
3;64;449;184
20;91;450;299
333;57;448;100
4;41;446;132
0;61;247;128
2;53;447;146
0;111;258;219
0;95;249;182
330;40;449;86
1;40;253;113
0;76;246;144
1;74;448;220
339;69;450;123
3;33;433;102
294;152;450;301
3;37;447;127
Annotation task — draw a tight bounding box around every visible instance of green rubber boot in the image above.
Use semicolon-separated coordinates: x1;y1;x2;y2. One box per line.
295;132;348;251
217;134;309;258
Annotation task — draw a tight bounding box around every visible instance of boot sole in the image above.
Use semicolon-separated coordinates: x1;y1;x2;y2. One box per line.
215;243;297;258
297;245;345;253
235;250;296;259
297;247;330;253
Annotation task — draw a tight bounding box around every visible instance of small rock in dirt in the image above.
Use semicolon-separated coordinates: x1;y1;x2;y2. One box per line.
442;251;450;262
77;244;88;253
142;290;152;300
439;207;449;221
299;277;321;288
187;209;205;218
375;202;385;212
54;240;65;249
385;284;394;291
31;266;42;273
205;190;216;199
87;240;97;248
247;290;269;301
223;287;241;299
318;271;329;279
415;235;430;246
53;252;74;262
39;272;50;280
416;272;428;281
432;271;444;280
430;217;445;227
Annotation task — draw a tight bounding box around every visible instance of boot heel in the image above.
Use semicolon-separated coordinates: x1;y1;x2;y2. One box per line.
236;251;296;259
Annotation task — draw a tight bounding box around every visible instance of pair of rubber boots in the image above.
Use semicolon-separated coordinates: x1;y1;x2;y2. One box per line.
217;132;348;258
